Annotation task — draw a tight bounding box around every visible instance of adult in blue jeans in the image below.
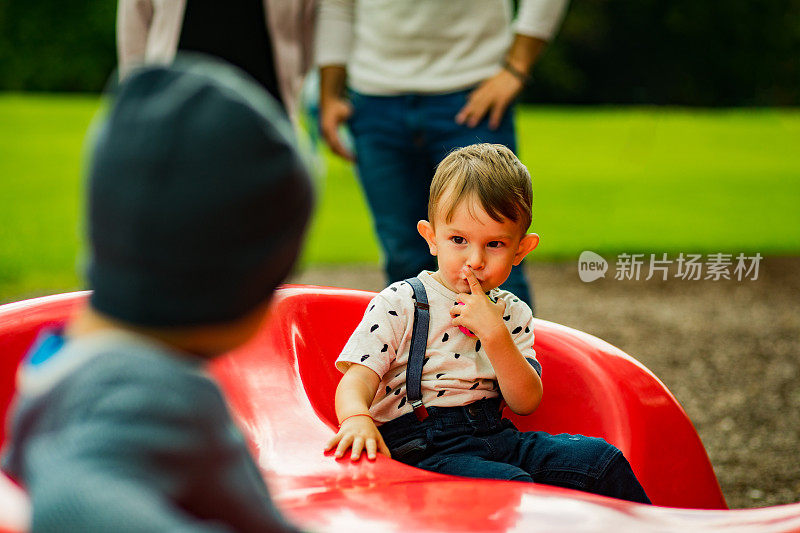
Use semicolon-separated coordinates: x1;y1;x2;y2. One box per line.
316;0;569;309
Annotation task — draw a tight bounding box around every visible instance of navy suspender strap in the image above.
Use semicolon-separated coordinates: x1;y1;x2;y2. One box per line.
404;277;430;421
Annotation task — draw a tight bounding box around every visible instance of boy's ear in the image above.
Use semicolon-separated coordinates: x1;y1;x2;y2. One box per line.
512;233;539;266
417;220;438;256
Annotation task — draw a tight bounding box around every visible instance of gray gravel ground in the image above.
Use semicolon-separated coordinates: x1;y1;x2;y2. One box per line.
289;257;800;509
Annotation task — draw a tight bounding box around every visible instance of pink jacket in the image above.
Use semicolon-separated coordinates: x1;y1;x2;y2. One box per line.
117;0;316;120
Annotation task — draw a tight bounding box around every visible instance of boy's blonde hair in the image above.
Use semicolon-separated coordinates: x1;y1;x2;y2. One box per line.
429;143;532;232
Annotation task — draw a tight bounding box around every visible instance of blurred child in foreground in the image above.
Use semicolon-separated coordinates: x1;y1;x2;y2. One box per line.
2;59;313;532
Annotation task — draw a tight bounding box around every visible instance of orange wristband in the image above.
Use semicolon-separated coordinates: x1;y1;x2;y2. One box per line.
338;413;374;427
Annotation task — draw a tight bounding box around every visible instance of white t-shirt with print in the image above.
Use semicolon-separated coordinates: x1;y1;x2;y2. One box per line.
336;271;541;424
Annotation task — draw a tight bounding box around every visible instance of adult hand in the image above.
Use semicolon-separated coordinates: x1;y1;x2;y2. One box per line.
320;95;355;161
451;268;507;340
324;414;391;461
455;69;524;130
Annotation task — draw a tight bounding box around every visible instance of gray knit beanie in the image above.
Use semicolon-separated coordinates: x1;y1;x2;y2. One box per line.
86;58;313;326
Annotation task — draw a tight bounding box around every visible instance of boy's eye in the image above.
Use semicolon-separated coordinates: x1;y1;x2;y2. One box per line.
487;241;504;248
451;236;465;244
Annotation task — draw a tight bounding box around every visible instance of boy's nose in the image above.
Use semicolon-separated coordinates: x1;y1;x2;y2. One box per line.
466;249;485;270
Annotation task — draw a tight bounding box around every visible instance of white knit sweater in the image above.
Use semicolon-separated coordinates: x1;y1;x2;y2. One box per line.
315;0;568;95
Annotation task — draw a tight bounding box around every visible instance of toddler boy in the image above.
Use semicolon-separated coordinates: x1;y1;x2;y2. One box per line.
2;59;313;531
325;143;649;503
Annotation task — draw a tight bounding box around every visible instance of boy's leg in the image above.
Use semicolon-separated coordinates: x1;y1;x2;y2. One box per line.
418;452;533;482
505;429;651;504
591;452;652;504
379;407;533;482
348;91;437;282
422;90;533;309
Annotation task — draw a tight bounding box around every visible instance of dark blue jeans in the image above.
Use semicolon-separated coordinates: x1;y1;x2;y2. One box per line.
348;88;533;309
378;398;651;504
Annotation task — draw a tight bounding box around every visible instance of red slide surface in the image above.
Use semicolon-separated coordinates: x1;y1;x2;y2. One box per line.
1;287;799;532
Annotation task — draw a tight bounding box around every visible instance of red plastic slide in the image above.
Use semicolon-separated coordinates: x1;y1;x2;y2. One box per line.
1;286;799;532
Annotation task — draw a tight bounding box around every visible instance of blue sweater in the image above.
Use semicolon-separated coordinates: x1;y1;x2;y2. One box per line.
2;330;298;532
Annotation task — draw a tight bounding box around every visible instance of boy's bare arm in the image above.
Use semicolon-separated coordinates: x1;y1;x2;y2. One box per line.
324;364;391;460
451;269;543;415
478;324;543;415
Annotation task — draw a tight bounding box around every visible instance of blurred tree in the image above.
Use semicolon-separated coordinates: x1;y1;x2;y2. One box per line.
525;0;800;105
0;0;115;92
0;0;796;104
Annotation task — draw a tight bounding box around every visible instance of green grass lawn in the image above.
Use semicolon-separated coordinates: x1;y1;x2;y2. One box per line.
1;93;799;302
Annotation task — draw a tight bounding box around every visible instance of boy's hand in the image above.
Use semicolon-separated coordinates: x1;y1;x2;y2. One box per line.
324;414;391;461
451;268;507;341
